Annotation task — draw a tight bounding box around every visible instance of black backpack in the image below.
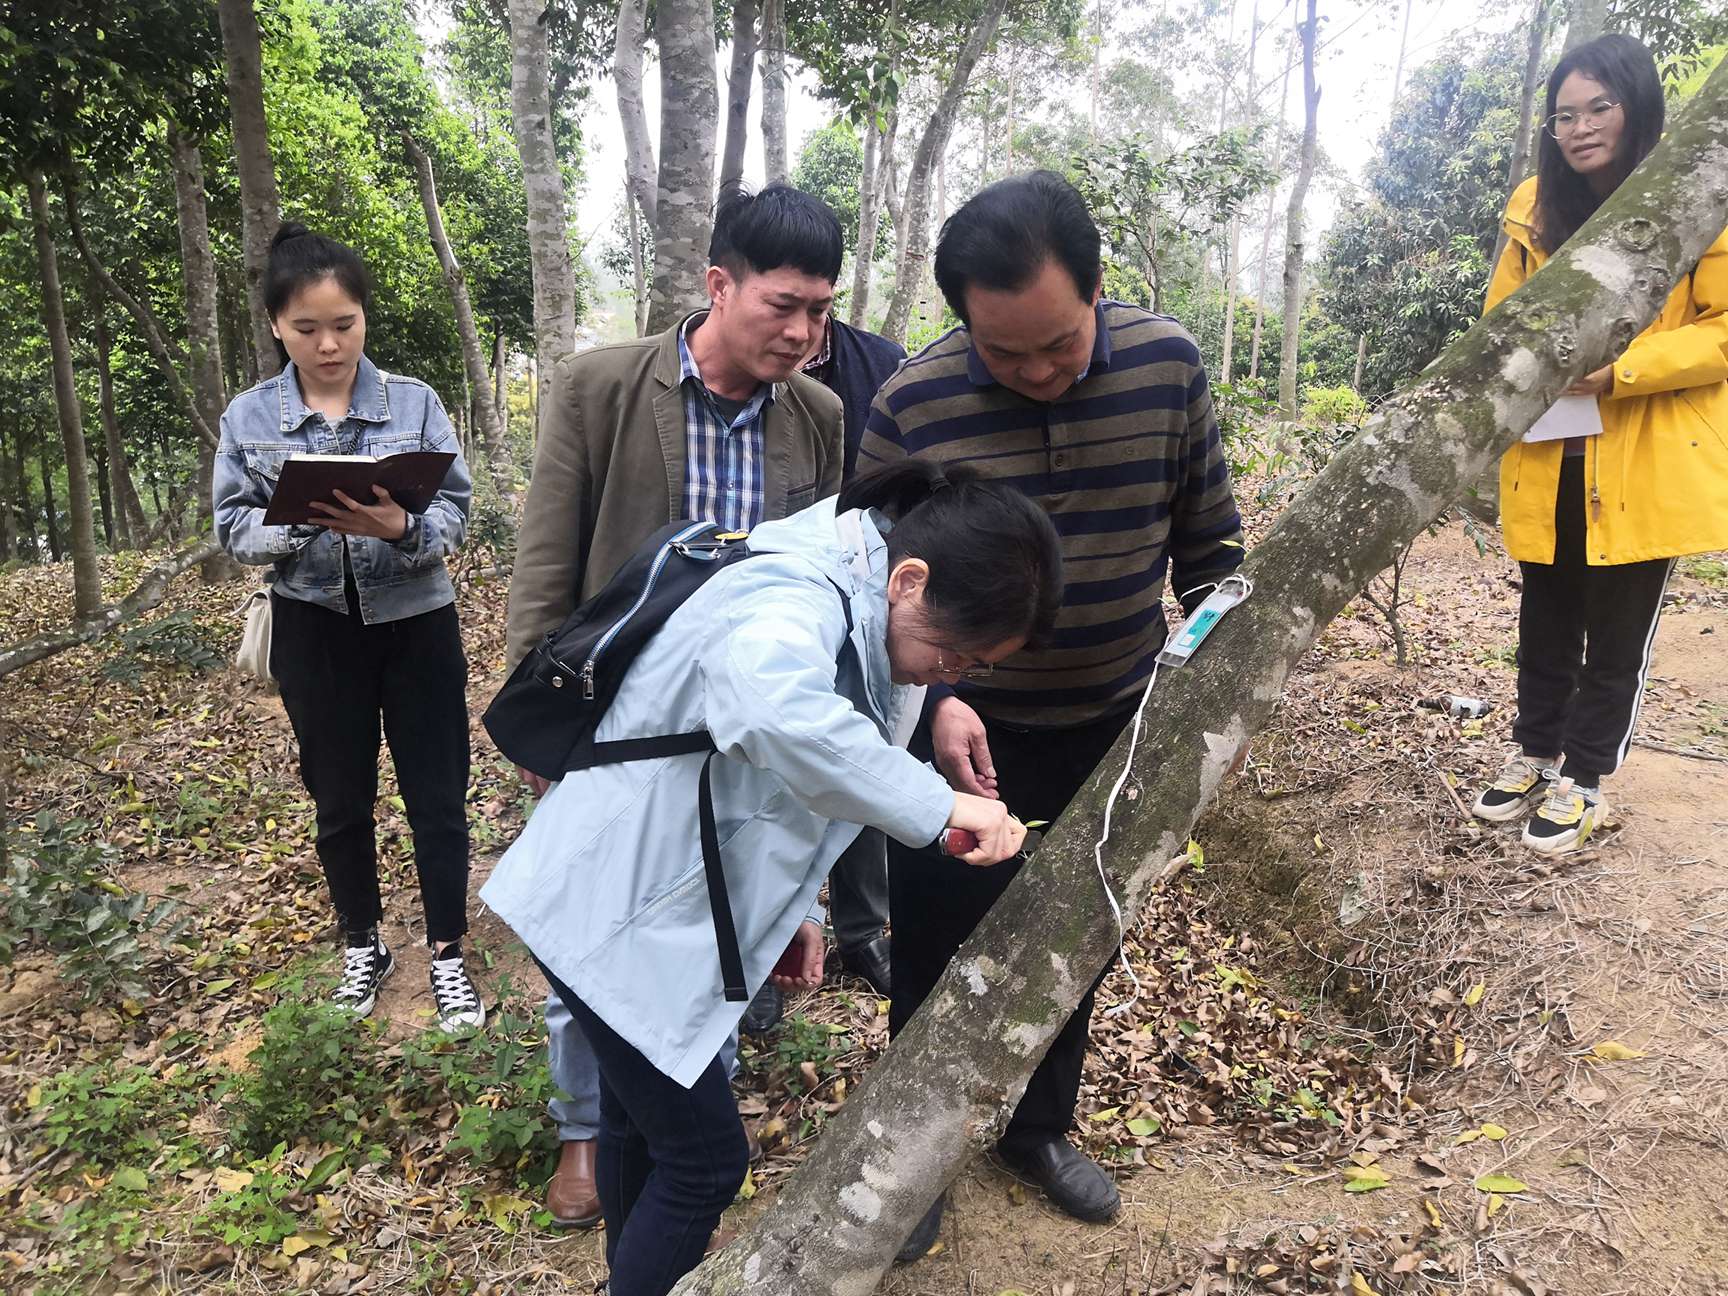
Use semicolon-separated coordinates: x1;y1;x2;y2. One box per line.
484;519;761;999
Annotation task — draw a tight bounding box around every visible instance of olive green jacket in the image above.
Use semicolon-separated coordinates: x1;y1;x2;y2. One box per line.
504;315;843;670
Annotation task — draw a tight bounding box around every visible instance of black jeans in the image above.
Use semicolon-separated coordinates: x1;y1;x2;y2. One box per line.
889;700;1133;1157
828;828;890;952
539;962;747;1296
1514;456;1675;787
270;588;471;943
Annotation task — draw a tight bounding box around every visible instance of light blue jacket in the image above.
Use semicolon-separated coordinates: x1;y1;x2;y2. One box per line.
480;498;953;1087
212;356;472;624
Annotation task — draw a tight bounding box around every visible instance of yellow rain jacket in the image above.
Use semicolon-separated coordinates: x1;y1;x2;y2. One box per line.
1485;175;1728;565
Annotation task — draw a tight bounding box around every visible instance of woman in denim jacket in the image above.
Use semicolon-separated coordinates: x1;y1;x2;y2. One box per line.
213;223;483;1032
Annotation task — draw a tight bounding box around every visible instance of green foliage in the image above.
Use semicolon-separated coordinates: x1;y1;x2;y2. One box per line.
399;990;560;1174
1300;384;1369;431
767;1012;850;1094
0;813;184;1003
99;610;225;683
791;119;892;260
194;1166;308;1248
229;998;391;1156
32;1059;209;1172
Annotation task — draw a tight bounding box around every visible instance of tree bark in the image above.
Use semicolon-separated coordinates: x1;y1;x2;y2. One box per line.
37;428;62;561
1222;215;1241;382
507;0;581;423
880;0;1011;346
9;422;35;561
92;304;149;549
0;426;14;561
759;0;789;186
1276;0;1320;420
647;0;719;335
848;102;898;328
1391;0;1412;102
0;537;223;679
63;175;220;453
1250;10;1294;381
1352;331;1366;393
615;0;658;338
1494;0;1551;272
719;0;758;192
1564;0;1609;50
403;134;508;488
92;435;113;548
169;125;243;583
217;0;284;380
671;61;1728;1294
493;329;509;440
26;172;101;619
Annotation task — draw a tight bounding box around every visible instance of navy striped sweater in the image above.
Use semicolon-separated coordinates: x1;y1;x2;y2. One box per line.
858;300;1245;727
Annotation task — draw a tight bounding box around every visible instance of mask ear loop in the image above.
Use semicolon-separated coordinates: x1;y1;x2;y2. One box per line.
1093;574;1252;1019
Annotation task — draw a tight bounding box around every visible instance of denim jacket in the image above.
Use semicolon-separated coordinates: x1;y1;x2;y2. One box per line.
213;356;472;624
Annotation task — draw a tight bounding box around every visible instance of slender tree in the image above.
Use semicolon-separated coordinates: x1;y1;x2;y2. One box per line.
1495;0;1553;271
760;0;790;185
91;302;149;548
1250;11;1293;380
647;0;720;333
615;0;658;335
671;58;1728;1293
507;0;580;420
880;0;1013;346
217;0;284;379
719;0;760;192
1277;0;1320;420
1565;0;1610;50
24;174;101;618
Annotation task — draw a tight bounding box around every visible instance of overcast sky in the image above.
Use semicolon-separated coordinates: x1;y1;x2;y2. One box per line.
563;0;1529;254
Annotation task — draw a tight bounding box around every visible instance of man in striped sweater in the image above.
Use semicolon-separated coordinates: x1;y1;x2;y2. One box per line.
859;171;1244;1259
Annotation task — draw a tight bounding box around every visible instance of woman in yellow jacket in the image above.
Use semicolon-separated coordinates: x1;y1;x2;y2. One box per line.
1473;34;1728;853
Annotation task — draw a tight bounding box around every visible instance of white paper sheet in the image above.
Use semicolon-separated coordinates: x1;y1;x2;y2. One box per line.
1522;394;1605;443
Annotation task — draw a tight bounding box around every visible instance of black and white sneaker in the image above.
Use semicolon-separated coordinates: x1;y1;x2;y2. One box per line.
331;931;395;1018
429;944;486;1031
1471;753;1558;823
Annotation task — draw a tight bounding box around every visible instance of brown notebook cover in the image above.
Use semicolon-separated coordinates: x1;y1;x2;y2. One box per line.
261;451;457;526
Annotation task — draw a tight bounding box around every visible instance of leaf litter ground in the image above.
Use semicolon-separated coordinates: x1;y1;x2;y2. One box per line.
1;525;1725;1295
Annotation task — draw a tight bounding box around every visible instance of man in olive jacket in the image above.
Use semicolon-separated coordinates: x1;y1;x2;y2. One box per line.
504;186;844;1228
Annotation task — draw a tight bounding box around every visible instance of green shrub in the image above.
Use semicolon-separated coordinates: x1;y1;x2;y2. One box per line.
0;813;184;1003
1299;383;1369;429
228;998;391;1156
193;1165;306;1248
100;610;225;683
31;1059;208;1172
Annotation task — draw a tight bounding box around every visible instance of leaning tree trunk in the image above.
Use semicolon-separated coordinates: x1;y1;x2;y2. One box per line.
646;0;719;335
718;0;758;192
92;304;149;548
217;0;283;380
880;0;1011;347
1564;0;1609;50
63;176;220;453
1276;0;1319;421
615;0;658;336
672;57;1728;1295
169;125;244;583
25;172;101;620
403;135;508;489
507;0;580;423
759;0;789;186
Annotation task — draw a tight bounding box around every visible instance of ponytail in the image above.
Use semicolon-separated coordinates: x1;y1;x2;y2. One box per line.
263;221;374;321
842;461;1064;652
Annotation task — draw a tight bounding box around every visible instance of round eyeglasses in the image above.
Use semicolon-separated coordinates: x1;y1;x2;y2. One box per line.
935;649;995;681
1543;99;1621;140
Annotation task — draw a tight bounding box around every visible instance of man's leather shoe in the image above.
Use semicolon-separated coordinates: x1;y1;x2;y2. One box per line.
894;1191;945;1264
838;936;891;997
547;1138;602;1228
1001;1137;1120;1223
741;981;783;1035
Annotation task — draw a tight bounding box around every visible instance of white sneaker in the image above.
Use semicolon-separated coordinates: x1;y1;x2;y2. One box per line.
430;949;486;1031
1472;753;1558;823
1521;778;1608;855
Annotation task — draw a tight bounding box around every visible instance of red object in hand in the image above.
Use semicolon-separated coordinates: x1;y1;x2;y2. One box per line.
772;942;803;979
940;827;979;856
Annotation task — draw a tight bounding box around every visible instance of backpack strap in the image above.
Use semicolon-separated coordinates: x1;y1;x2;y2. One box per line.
698;750;749;1002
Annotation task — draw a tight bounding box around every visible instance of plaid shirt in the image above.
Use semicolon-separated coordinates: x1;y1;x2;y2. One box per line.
677;314;773;532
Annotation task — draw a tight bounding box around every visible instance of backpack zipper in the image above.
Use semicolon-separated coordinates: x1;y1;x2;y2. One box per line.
581;521;715;699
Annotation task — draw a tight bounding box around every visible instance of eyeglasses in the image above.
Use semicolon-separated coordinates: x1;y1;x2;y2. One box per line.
935;649;995;681
1543;99;1621;140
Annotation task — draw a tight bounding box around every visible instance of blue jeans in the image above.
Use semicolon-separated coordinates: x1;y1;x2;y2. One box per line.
547;992;739;1141
540;965;748;1296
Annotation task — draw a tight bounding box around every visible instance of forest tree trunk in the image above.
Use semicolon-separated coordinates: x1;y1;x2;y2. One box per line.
26;172;101;619
759;0;789;186
1249;8;1294;381
719;0;758;192
1494;0;1551;271
217;0;284;380
1564;0;1609;50
170;125;244;582
92;304;149;548
37;441;61;562
507;0;580;423
880;0;1011;346
1276;0;1320;421
848;103;898;328
670;61;1728;1294
404;135;508;489
0;426;15;561
647;0;719;335
493;330;508;441
9;424;34;561
615;0;658;337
